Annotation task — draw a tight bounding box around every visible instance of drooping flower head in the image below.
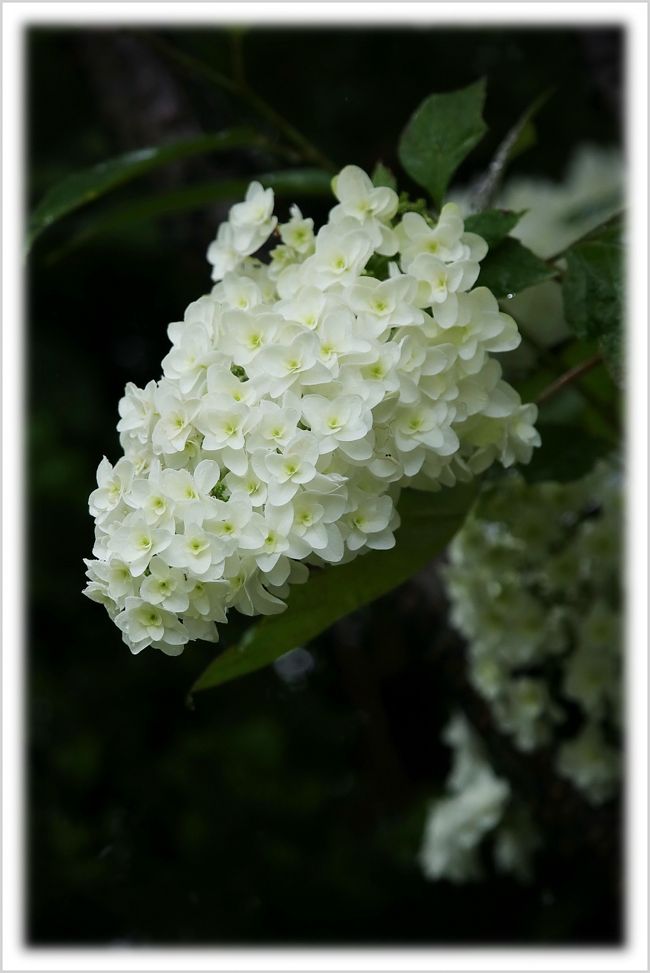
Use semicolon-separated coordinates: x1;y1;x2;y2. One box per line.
84;165;540;656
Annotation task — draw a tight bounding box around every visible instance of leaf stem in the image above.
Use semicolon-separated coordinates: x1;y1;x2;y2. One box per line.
520;327;618;435
535;353;604;405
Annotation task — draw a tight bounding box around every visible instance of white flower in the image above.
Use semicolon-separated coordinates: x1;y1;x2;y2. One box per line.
158;461;219;524
218;308;281;365
86;164;540;657
397;203;484;269
419;714;513;883
115;597;189;655
252;433;320;505
205;363;260;406
279;204;315;254
139;556;192;613
84;557;138;610
345;494;397;552
207;223;241;281
301;393;373;458
332;165;399;222
89;457;134;522
347;274;421;334
223;463;267;507
161;324;219;394
289;490;346;562
165;524;226;578
124;465;175;527
225;559;287;616
229;181;277;253
151;390;199;454
250;331;329;394
303;219;376;288
315;308;373;372
250;504;295;573
393;401;457;454
117;381;157;444
186;579;228;621
195;394;247;451
215;271;263;311
276;286;327;329
107;513;173;577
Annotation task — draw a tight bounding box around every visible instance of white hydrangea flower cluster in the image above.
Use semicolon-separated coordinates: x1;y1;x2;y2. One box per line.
419;713;539;883
444;461;622;804
84;165;540;657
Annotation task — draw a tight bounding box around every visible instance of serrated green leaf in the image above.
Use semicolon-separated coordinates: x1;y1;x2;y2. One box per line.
477;238;556;299
191;483;477;694
371;161;397;191
27;128;275;253
561;216;624;383
45;168;332;262
522;423;612;484
398;79;487;207
464;209;524;248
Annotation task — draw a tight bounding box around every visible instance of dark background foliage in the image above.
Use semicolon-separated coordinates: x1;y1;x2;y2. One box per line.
27;25;622;945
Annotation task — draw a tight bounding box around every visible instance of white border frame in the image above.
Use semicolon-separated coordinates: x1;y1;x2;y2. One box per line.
2;3;647;971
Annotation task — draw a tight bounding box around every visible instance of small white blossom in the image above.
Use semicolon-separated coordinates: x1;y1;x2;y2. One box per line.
228;181;277;254
279;204;315;254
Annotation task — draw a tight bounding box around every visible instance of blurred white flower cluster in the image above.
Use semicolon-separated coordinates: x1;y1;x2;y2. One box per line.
445;461;622;804
454;145;623;351
498;144;622;261
84;165;540;657
419;713;539;883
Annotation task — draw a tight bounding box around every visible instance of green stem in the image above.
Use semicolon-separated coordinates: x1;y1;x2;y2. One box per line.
148;35;337;173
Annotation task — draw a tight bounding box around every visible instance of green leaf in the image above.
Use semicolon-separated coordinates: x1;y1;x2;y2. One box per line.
477;238;556;299
522;423;612;483
597;329;623;386
561;216;624;382
45;169;332;263
191;483;477;694
464;209;524;248
398;79;488;207
27;128;274;252
371;161;397;191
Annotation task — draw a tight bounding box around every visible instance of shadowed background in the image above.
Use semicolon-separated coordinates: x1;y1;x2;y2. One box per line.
27;25;622;945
